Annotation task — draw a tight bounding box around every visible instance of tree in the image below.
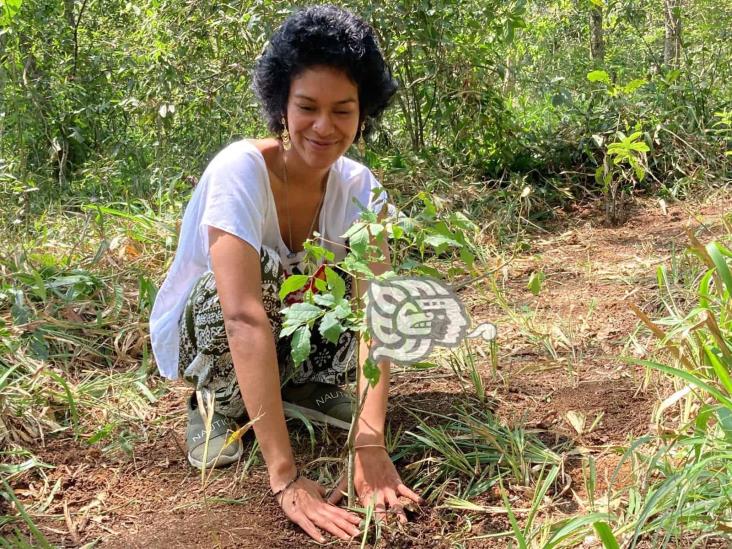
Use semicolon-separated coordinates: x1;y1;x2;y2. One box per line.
663;0;682;66
589;1;605;66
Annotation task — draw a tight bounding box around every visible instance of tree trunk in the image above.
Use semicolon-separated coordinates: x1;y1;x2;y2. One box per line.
663;0;682;66
64;0;76;28
589;5;605;65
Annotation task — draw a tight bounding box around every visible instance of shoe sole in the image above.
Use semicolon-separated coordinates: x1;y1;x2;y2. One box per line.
283;402;352;431
187;441;243;470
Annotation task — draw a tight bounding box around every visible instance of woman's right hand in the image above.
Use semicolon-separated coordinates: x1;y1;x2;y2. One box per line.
276;477;361;543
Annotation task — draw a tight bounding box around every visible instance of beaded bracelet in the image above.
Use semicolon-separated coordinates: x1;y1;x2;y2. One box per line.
272;472;300;500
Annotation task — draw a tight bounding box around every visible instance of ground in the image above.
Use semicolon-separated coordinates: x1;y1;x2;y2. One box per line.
6;196;732;548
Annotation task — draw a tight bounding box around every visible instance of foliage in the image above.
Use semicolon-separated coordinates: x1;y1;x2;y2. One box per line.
620;228;732;543
1;0;732;545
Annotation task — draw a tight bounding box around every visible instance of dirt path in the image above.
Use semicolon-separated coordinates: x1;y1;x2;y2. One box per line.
10;196;732;548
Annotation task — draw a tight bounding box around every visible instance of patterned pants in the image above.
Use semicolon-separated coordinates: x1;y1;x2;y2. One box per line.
178;246;357;419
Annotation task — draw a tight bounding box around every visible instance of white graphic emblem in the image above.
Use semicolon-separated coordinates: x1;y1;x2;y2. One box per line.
366;277;497;365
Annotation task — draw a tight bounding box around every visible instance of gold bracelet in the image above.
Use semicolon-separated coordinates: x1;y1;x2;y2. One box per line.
272;472;300;500
354;444;388;451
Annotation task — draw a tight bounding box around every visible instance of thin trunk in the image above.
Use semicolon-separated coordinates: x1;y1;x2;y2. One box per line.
663;0;682;67
502;54;515;95
64;0;75;28
589;5;605;66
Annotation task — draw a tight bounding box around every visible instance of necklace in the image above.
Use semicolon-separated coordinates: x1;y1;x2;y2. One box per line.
282;149;327;259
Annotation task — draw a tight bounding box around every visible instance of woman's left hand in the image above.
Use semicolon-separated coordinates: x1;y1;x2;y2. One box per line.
328;447;423;523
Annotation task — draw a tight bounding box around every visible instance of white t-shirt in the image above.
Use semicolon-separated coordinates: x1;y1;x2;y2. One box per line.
150;139;387;379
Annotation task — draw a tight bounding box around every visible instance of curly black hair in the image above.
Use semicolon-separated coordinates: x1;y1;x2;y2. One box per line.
252;5;397;140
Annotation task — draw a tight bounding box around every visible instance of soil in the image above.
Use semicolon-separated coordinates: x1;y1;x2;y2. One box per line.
5;196;732;548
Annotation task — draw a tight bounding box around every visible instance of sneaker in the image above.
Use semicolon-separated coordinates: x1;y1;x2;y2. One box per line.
281;382;353;431
186;393;243;470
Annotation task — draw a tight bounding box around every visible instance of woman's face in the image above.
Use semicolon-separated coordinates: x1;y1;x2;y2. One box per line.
285;65;360;171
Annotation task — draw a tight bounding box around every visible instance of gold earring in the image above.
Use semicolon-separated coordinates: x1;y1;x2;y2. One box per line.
358;121;367;155
281;118;291;151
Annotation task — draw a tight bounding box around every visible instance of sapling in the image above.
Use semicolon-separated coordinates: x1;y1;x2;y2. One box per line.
279;192;483;508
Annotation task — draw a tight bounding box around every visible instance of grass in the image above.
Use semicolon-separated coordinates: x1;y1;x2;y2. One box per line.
2;192;732;546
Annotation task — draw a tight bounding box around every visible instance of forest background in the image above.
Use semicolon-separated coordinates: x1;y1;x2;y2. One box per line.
1;0;731;547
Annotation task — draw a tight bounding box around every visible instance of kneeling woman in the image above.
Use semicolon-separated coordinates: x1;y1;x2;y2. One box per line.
150;5;421;543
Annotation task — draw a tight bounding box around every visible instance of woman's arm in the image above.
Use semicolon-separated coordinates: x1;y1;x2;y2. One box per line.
208;227;360;542
209;227;296;489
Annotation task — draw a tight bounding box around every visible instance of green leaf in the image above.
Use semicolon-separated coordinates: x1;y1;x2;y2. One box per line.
633;162;646;182
45;369;79;435
424;233;461;249
88;423;114;445
325;267;346;300
279;275;309;301
347;225;370;255
369;223;385;240
363;357;381;387
333;299;352;320
411;361;439;369
593;522;620;549
717;406;732;441
705;347;732;396
629;142;650;153
29;332;49;361
528;271;545;296
291;326;312;366
414;264;442;278
313;277;327;293
388;223;404;240
459;247;475;270
303;241;335;262
628;358;732;408
587;70;610;85
319;311;344;344
279;323;300;338
314;293;336;307
706;242;732;297
283;302;322;324
342;254;373;277
622;78;646;94
0;0;23;26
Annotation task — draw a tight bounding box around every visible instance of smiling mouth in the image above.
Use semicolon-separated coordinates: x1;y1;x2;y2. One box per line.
306;137;338;147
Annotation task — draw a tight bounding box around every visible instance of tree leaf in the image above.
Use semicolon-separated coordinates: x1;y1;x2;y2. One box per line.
283;302;322;324
333;299;351;320
313;277;327;292
314;293;336;307
346;225;369;255
325;267;346;300
279;275;309;301
587;70;610;84
528;271;545;296
291;326;312;366
319;311;344;344
363;357;381;387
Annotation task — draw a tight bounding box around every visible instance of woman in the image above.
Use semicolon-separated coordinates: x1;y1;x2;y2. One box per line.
150;5;421;543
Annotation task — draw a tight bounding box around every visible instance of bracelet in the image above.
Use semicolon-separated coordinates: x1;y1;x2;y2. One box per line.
354;444;388;452
272;472;300;500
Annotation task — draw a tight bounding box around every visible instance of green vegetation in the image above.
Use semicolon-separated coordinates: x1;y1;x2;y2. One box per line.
1;0;730;546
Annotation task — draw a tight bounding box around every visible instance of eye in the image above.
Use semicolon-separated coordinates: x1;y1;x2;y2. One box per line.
298;105;315;112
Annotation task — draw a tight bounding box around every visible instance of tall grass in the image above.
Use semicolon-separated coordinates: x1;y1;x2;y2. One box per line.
617;222;732;545
1;200;177;537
